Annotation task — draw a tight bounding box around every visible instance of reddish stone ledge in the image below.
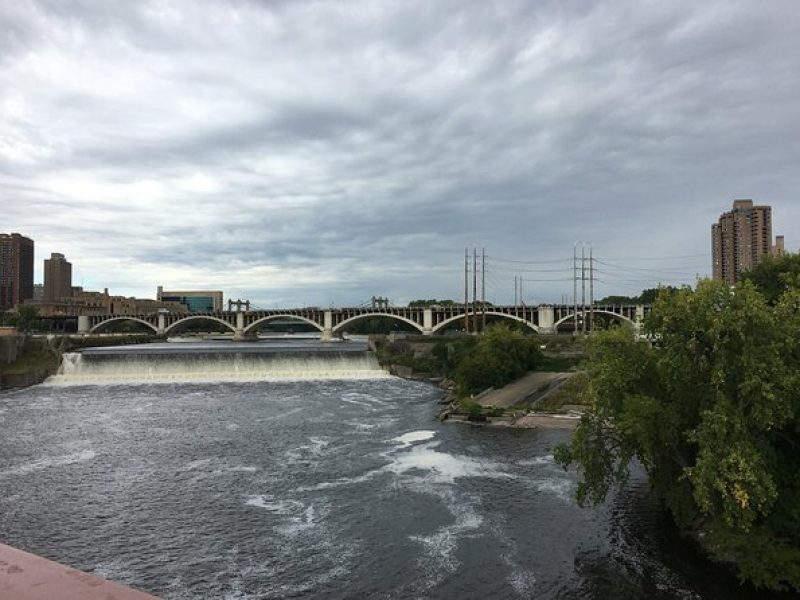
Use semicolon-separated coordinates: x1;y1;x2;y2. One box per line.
0;543;158;600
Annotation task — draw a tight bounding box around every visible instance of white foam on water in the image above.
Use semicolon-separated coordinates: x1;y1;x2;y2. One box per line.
299;470;378;491
391;430;436;447
531;477;575;501
285;436;331;464
0;449;96;477
341;392;388;406
245;495;304;513
221;465;257;474
410;501;483;571
509;568;538;596
339;397;375;408
181;458;212;472
259;406;304;422
46;351;391;386
385;442;515;485
276;504;317;537
518;454;555;467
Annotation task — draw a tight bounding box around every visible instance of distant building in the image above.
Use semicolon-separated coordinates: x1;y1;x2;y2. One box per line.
157;287;223;312
32;286;187;317
33;284;44;303
43;252;72;302
712;200;783;286
0;233;34;310
774;235;785;258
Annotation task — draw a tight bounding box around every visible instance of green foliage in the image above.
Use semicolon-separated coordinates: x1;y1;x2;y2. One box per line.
555;278;800;591
459;399;504;419
408;299;460;307
534;372;590;412
452;325;542;397
0;349;59;375
741;252;800;304
9;305;40;332
596;286;681;305
344;316;419;334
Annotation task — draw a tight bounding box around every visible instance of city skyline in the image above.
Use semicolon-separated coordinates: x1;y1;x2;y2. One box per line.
2;1;799;306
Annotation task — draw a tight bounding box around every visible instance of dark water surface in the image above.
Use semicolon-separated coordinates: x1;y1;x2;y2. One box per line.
0;369;784;598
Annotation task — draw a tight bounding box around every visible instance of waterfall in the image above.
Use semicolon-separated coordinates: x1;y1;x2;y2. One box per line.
47;346;388;385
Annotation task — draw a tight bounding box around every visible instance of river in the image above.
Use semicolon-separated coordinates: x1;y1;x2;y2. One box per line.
0;341;784;598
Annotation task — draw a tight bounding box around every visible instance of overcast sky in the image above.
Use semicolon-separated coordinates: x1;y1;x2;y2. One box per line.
2;0;799;307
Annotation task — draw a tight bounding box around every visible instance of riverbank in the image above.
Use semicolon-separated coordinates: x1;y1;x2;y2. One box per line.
0;333;160;390
369;332;588;429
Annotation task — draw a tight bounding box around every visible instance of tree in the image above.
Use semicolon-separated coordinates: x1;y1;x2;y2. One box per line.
408;299;460;307
741;252;800;304
451;324;541;396
11;305;40;333
555;279;800;591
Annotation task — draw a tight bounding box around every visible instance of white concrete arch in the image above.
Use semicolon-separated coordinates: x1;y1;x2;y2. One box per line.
89;316;159;334
163;315;237;335
244;314;324;334
333;312;425;334
431;312;540;334
553;310;635;328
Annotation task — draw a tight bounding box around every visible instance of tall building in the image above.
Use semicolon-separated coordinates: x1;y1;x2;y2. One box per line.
0;233;34;310
43;252;72;302
157;287;224;312
712;199;782;285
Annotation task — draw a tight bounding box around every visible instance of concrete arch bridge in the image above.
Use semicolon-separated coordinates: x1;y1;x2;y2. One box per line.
79;304;649;340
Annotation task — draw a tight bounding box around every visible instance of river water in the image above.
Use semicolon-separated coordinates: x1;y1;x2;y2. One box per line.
0;342;784;598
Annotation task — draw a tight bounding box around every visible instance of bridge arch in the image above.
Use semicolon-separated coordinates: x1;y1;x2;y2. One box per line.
89;316;159;334
553;309;635;329
163;315;237;335
431;311;540;334
244;314;324;334
333;313;425;334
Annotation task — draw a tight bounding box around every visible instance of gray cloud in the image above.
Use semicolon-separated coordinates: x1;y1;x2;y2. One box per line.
1;0;799;307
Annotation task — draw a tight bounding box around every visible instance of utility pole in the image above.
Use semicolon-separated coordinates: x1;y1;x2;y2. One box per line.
514;276;518;307
472;247;478;333
589;247;594;333
481;248;486;332
464;248;469;333
581;246;586;334
573;245;578;334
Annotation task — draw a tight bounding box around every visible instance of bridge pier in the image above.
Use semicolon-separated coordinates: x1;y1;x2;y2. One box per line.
78;315;90;334
537;306;555;335
321;310;334;342
422;308;433;335
157;314;166;336
233;329;256;341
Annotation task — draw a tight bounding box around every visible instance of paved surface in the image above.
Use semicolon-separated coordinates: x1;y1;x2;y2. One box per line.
0;543;157;600
476;371;573;408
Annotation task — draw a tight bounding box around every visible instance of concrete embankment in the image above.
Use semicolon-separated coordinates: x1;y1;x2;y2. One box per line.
475;371;573;409
0;543;157;600
0;333;159;390
443;371;584;429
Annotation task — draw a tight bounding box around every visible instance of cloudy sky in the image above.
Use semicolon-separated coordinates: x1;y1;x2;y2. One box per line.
2;0;799;307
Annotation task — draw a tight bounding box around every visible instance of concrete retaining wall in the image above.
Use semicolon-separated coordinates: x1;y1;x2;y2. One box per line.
0;334;20;365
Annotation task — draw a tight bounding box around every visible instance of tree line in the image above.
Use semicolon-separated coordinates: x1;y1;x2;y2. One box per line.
555;253;800;592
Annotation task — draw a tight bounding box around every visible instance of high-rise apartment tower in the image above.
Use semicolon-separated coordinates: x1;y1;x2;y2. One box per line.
44;252;73;302
0;233;35;310
712;200;781;285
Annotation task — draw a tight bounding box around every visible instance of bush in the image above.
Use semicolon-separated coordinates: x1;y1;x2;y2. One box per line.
452;325;541;397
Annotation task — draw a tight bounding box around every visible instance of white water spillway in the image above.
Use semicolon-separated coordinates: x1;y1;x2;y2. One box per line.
47;341;389;385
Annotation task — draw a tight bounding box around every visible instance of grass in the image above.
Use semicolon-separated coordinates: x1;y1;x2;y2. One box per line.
537;353;584;372
532;372;590;413
0;350;60;375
